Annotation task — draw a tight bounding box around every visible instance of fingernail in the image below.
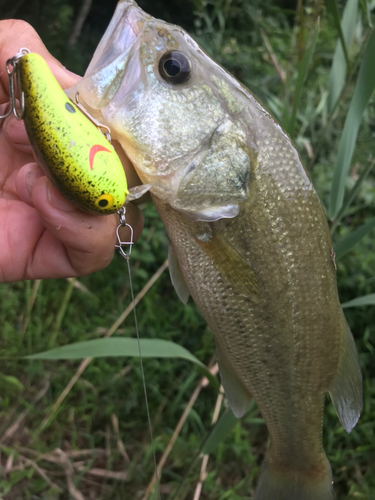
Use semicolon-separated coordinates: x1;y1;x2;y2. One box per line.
52;64;80;87
26;164;43;195
47;182;75;212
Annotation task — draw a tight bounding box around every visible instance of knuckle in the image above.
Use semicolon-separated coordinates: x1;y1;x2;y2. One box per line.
8;19;37;37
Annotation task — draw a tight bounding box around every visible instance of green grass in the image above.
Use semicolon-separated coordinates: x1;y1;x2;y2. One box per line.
1;1;375;499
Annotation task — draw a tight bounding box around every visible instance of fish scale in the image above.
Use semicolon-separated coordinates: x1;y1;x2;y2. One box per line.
154;192;332;466
151;119;342;469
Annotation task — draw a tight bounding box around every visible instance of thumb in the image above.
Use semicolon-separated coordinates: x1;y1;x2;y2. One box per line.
0;19;79;105
31;176;120;277
16;163;143;279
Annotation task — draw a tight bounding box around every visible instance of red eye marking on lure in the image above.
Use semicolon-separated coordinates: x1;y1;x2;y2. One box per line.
89;144;111;170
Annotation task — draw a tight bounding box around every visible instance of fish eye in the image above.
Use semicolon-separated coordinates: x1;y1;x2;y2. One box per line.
159;51;191;84
95;193;114;209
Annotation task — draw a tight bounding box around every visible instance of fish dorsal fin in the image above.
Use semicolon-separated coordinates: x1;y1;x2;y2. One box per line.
168;243;190;305
329;315;362;432
216;347;252;418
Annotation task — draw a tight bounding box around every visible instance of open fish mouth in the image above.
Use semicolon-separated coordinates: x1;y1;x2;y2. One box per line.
66;0;148;111
66;0;253;217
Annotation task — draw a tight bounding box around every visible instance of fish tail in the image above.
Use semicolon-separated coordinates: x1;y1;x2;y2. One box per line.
254;454;333;500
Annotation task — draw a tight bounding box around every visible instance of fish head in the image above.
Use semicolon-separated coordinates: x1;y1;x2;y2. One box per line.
68;0;255;221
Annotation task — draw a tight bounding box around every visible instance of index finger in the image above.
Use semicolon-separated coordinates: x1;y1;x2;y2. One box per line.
0;19;79;104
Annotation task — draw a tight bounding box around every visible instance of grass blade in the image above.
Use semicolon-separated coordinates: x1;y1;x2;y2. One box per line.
200;408;238;455
48;278;76;348
331;158;375;233
334;217;375;258
26;338;219;390
200;398;259;455
342;293;375;308
359;0;374;28
21;279;42;338
285;24;319;137
326;0;350;70
326;0;358;114
328;28;375;219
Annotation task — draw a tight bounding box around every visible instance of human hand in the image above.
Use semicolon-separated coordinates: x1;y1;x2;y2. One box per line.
0;20;143;282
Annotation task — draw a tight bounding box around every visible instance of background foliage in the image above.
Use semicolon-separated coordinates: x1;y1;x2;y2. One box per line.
0;0;374;499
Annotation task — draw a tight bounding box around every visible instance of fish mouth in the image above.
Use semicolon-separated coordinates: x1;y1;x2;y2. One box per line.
66;0;149;110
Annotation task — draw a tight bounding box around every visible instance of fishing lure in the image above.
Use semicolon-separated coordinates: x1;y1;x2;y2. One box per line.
9;49;129;214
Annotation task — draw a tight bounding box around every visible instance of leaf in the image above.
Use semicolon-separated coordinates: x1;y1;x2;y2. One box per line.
330;159;375;233
334;217;375;258
200;408;238;455
328;28;375;219
342;294;375;308
0;374;24;392
359;0;374;28
326;0;358;114
200;400;259;455
26;338;219;390
285;24;319;137
326;0;350;70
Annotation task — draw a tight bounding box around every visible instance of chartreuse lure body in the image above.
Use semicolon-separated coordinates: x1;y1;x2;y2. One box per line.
18;52;128;214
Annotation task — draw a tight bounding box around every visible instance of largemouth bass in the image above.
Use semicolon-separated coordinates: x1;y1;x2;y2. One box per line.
67;1;362;498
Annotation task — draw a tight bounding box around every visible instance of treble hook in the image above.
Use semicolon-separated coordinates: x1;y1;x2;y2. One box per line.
1;48;30;121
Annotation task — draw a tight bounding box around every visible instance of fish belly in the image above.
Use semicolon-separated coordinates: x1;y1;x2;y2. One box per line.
153;192;341;475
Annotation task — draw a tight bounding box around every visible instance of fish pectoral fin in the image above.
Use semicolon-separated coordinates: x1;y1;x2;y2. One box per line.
216;348;252;418
168;243;190;305
211;229;265;302
180;204;239;222
126;184;152;202
329;315;362;433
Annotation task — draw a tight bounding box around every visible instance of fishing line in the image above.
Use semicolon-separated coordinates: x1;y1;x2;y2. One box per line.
126;258;161;499
116;207;160;499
